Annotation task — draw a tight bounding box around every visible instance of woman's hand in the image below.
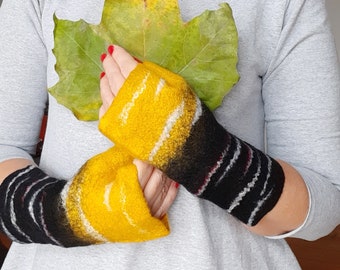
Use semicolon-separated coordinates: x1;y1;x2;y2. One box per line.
99;45;137;118
133;159;179;218
99;45;179;218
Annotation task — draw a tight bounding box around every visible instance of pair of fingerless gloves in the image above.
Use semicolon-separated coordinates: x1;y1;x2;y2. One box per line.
0;62;284;247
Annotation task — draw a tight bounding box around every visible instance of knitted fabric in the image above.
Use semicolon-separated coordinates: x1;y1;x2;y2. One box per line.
0;147;169;247
99;62;285;226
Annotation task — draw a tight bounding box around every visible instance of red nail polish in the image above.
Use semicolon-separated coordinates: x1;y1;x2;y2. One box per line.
108;45;114;55
175;182;180;188
100;53;107;62
100;72;105;79
133;56;142;63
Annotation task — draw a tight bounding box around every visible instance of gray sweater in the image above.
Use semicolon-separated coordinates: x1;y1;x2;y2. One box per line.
0;0;339;269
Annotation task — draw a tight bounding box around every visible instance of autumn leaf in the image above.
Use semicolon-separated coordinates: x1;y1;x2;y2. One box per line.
50;0;239;121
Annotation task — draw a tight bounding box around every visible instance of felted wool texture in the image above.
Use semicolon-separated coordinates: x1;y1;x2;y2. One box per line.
0;166;87;247
99;61;285;226
65;146;169;243
99;61;200;171
0;147;169;247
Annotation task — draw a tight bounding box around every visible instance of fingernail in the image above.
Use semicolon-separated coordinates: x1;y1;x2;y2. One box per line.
133;56;142;63
100;53;107;62
100;71;105;79
108;45;114;55
174;182;180;188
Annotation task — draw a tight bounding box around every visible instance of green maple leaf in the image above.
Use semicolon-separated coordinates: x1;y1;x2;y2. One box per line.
50;0;239;121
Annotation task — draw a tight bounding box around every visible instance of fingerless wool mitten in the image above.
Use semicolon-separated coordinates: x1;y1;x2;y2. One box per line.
99;62;285;226
0;147;169;247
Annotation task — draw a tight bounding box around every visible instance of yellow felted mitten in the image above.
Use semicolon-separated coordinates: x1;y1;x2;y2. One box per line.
99;61;200;171
65;146;169;244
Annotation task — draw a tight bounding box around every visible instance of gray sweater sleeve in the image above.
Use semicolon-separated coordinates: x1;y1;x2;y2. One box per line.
262;0;340;240
0;0;48;162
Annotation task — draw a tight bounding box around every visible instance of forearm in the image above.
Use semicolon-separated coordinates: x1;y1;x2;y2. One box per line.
248;160;309;236
0;158;34;184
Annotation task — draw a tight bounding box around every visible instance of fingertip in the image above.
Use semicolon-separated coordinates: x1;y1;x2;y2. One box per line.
133;56;142;63
100;53;107;62
108;45;114;55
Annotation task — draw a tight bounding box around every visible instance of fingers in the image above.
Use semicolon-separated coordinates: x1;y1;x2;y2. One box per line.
153;181;179;219
142;167;179;218
99;45;138;118
110;45;138;78
143;169;167;207
99;74;114;118
134;159;179;218
100;45;138;96
133;159;154;190
101;52;125;96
